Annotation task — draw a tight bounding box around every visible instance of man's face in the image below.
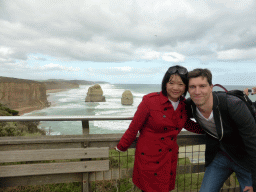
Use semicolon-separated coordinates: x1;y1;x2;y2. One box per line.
188;76;213;107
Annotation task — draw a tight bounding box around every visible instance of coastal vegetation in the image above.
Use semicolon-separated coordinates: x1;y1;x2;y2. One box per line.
0;103;45;137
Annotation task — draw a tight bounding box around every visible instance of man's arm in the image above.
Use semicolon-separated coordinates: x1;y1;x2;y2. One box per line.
227;96;256;190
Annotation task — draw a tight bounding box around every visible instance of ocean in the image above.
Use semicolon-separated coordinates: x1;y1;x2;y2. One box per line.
23;84;256;135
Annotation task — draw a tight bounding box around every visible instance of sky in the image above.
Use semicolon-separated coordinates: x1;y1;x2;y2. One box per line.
1;0;256;85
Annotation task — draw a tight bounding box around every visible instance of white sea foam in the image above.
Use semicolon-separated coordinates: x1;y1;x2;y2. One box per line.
93;120;131;131
50;104;85;109
25;83;159;134
49;131;61;135
133;93;146;97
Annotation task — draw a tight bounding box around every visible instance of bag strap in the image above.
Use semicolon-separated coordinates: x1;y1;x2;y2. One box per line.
213;84;228;92
213;91;228;115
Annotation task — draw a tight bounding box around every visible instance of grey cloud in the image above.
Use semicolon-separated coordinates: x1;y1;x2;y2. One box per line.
84;66;163;76
1;0;256;65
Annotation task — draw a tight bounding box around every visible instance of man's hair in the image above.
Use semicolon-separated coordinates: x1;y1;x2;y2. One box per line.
188;68;212;85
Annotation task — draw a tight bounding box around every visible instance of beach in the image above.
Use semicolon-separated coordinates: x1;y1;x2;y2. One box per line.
14;89;68;115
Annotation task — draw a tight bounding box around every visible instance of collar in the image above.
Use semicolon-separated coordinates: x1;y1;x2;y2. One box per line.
212;92;219;110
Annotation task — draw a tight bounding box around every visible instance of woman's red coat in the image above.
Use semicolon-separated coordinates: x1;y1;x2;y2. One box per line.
117;92;203;192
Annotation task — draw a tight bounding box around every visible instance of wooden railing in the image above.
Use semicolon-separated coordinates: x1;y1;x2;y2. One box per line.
0;116;240;192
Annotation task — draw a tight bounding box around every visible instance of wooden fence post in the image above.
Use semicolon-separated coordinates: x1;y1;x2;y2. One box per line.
82;173;89;192
82;120;90;191
82;120;89;135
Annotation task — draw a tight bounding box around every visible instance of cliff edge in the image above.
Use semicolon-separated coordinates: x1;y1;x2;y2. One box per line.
0;76;50;113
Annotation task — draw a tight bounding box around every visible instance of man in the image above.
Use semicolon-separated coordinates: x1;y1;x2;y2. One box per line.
187;68;256;192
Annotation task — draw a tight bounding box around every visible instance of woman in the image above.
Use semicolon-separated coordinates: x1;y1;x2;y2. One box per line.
115;65;204;192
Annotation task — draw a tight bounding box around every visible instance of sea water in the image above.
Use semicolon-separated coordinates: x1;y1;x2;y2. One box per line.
23;84;160;135
23;84;256;135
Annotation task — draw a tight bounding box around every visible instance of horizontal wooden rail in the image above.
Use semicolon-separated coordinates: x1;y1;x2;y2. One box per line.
0;132;206;149
0;147;109;163
0;160;109;177
0;116;133;121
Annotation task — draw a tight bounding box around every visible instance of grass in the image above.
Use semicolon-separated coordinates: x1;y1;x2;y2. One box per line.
91;179;137;192
178;157;191;165
1;182;82;192
175;173;204;191
109;148;135;169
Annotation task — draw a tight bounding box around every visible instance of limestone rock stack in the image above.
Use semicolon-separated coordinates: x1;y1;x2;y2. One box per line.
121;90;133;105
85;84;106;102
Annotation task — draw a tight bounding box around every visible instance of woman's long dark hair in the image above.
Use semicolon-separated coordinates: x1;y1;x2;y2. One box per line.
161;65;188;98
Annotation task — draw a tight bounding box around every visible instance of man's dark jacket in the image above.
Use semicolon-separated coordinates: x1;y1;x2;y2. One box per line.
186;92;256;189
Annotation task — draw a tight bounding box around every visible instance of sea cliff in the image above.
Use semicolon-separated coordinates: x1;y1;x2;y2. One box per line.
0;76;50;114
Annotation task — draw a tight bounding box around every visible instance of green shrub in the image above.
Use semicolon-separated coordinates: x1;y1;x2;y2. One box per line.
0;103;45;137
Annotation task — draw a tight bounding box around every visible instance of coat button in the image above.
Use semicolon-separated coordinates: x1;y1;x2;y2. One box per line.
164;127;167;131
164;108;167;111
141;153;144;155
180;116;182;119
176;127;179;130
154;173;157;176
169;149;172;152
163;115;166;118
161;137;164;140
159;149;162;152
171;137;174;140
170;172;173;175
156;161;159;164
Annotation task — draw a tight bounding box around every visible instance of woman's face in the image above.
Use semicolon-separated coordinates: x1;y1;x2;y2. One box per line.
166;74;186;102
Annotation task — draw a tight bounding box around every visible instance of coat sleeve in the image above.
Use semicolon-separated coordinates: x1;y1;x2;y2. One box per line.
183;118;204;134
227;96;256;190
116;97;150;151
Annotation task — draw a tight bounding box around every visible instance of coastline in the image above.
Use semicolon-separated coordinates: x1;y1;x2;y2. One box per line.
15;106;47;116
15;89;69;115
46;89;69;94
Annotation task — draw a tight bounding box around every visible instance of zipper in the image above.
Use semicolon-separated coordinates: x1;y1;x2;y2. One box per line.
216;95;224;141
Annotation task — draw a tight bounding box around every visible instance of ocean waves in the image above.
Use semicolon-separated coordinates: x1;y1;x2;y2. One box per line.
24;83;161;135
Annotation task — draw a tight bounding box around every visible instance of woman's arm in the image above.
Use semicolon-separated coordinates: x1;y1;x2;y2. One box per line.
183;118;204;134
116;97;150;152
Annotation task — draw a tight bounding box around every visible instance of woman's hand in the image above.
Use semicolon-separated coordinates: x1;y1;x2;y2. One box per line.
113;146;124;152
